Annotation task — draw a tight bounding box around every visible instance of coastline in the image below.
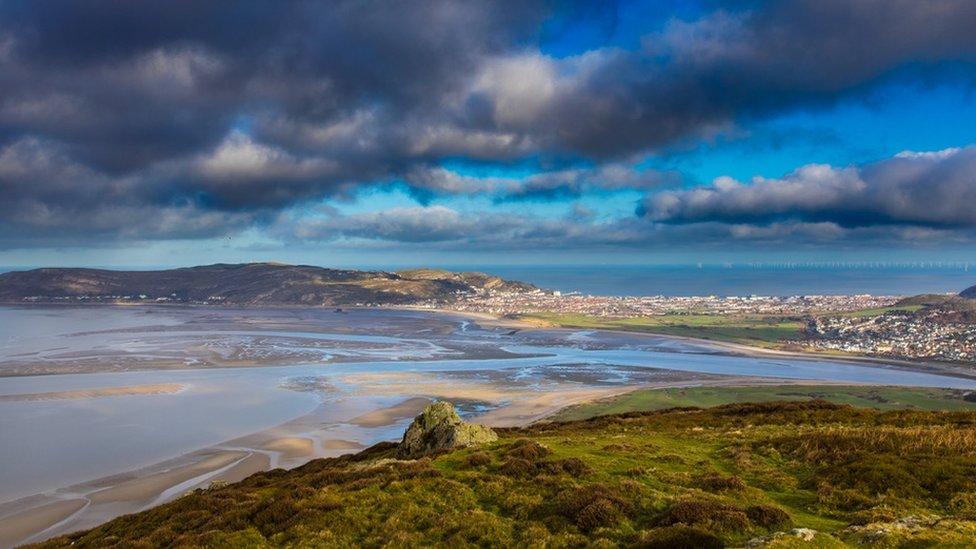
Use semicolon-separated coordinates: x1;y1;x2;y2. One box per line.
3;304;976;546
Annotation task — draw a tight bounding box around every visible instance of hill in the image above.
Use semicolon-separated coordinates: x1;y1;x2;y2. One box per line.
0;263;540;306
962;284;976;299
33;401;976;548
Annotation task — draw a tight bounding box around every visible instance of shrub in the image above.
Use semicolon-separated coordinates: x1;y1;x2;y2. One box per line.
576;498;620;531
506;439;551;460
465;451;491;467
500;457;535;478
745;504;791;529
250;497;300;536
626;466;649;478
656;500;750;532
694;472;746;492
637;525;725;548
554;484;633;531
555;457;593;476
816;486;877;512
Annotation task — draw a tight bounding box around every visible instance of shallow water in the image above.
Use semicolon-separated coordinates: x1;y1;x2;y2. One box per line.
1;305;974;504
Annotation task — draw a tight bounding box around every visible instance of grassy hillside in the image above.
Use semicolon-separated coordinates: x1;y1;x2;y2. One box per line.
0;263;538;306
549;385;976;422
36;401;976;548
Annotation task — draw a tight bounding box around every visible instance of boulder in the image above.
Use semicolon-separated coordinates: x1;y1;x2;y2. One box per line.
396;401;497;459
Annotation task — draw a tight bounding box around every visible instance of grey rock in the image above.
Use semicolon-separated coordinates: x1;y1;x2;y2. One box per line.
396;401;497;459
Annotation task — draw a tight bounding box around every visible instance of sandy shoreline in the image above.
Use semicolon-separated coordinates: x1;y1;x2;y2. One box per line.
0;383;185;402
0;371;732;546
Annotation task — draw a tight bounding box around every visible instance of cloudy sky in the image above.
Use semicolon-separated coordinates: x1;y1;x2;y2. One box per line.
2;0;976;267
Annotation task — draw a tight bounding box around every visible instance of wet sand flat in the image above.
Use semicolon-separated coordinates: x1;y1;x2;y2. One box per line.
87;451;247;505
348;397;432;427
261;437;315;460
323;439;366;450
0;498;87;548
209;453;272;485
0;383;184;402
476;386;644;427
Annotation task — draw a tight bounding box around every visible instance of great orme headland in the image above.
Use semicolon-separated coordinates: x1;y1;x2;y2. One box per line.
4;2;976;547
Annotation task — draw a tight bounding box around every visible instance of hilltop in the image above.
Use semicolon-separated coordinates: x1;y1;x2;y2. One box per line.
0;263;540;306
33;400;976;548
962;284;976;299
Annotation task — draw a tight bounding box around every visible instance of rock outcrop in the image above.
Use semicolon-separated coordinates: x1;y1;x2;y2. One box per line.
396;401;497;459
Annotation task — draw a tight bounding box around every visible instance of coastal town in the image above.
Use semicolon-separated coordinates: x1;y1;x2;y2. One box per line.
802;307;976;362
438;289;901;317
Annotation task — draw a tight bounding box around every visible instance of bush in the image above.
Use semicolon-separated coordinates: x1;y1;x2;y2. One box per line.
506;439;551;460
250;496;300;536
656;500;750;532
576;498;620;531
816;486;878;512
745;504;792;529
554;457;593;476
637;525;725;548
499;457;535;478
694;473;746;492
626;466;649;478
465;451;491;467
555;484;632;531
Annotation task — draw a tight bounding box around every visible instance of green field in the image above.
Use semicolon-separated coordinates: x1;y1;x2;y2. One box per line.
836;305;924;318
520;312;805;348
549;384;976;422
43;401;976;548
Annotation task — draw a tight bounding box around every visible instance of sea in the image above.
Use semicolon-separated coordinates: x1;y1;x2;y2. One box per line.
444;264;976;297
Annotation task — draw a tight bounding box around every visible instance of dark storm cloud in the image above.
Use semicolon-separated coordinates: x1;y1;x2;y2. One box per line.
640;147;976;229
0;0;549;242
481;0;976;157
2;0;976;246
277;205;644;248
0;138;264;247
403;163;679;204
0;0;545;171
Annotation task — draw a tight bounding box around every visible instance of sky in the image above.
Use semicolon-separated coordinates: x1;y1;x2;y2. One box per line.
1;0;976;268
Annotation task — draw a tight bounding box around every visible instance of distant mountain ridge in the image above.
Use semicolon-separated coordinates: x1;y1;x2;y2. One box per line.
0;263;541;306
962;284;976;299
